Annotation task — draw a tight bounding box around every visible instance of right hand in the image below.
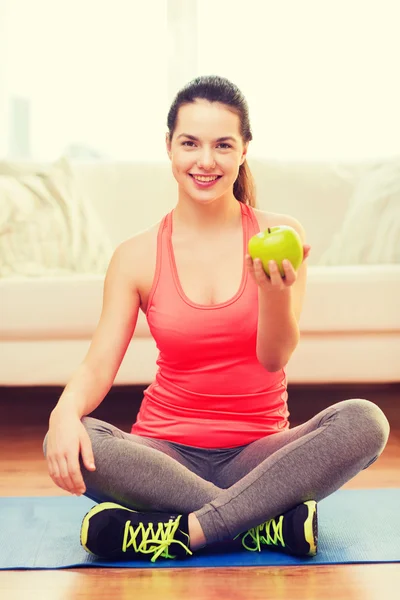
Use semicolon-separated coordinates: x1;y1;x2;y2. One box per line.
46;411;96;495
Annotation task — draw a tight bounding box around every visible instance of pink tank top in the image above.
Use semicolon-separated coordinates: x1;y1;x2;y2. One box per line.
131;202;289;448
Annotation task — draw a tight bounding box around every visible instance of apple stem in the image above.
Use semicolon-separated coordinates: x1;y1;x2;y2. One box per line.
268;228;271;233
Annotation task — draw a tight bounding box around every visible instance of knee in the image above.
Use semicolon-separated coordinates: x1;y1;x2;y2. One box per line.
341;398;390;457
80;416;118;446
81;416;97;432
79;416;100;446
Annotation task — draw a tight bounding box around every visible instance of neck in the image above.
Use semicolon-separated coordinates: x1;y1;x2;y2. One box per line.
173;192;242;235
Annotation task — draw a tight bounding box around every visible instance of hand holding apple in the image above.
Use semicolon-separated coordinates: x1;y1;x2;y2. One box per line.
246;225;310;290
248;226;304;277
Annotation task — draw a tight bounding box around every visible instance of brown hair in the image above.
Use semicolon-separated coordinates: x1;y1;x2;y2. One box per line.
167;75;256;207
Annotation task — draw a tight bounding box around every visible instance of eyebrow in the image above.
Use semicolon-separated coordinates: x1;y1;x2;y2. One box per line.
177;134;237;143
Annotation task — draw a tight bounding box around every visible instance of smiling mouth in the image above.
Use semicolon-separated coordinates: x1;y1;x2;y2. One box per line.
189;174;222;182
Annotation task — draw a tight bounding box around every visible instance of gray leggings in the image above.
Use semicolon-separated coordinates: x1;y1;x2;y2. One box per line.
48;398;390;545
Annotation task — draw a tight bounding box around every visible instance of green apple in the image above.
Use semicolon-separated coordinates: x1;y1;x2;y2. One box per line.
248;226;304;277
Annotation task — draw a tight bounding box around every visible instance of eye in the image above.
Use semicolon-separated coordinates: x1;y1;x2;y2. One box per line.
217;143;232;149
182;141;196;147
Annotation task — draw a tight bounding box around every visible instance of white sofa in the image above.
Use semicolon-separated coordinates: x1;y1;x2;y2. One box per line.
1;158;399;386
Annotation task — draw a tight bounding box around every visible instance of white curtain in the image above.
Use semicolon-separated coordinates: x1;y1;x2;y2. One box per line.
1;0;169;160
1;0;400;161
197;0;400;161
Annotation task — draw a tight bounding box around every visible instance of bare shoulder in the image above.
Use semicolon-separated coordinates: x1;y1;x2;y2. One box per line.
119;220;160;257
107;220;160;282
109;220;161;310
252;207;306;242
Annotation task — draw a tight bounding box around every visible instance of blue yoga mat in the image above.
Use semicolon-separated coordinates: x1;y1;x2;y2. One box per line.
1;488;399;570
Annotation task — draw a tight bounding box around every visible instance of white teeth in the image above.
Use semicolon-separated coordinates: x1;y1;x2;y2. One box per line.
192;175;219;182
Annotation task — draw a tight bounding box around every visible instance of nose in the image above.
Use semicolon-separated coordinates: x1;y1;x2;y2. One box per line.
197;148;216;171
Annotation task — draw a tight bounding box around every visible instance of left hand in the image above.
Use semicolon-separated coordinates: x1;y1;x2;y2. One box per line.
246;244;311;291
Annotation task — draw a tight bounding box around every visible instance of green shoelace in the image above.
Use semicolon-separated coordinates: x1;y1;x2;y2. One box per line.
235;515;285;552
122;514;192;562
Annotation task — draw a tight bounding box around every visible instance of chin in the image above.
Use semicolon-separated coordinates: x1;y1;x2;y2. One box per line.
185;184;232;204
189;191;223;204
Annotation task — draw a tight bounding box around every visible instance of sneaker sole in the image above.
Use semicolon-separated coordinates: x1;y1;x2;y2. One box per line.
303;500;318;556
80;502;138;554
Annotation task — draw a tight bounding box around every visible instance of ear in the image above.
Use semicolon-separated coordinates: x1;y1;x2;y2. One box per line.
240;142;249;166
166;133;172;160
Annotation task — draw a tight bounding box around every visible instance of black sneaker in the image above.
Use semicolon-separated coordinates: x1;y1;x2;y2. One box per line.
80;502;192;562
235;500;318;557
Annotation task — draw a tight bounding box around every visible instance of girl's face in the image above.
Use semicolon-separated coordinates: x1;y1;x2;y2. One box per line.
166;99;248;205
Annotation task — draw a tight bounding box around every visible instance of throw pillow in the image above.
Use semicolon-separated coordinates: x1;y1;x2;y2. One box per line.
318;159;400;265
0;157;113;277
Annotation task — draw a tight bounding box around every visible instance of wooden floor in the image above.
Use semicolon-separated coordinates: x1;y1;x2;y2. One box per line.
0;384;399;599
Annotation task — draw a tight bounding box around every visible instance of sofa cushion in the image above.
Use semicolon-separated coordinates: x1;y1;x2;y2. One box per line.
304;265;400;331
1;265;399;341
0;158;113;277
0;276;150;340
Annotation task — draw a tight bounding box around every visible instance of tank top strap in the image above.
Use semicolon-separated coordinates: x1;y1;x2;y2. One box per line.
145;211;174;315
157;211;172;272
241;202;261;239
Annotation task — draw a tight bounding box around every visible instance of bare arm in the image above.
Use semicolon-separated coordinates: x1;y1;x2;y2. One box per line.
246;215;309;372
46;239;142;495
256;284;301;372
50;239;141;422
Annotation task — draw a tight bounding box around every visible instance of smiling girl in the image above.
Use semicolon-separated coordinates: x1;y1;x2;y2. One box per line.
44;75;389;563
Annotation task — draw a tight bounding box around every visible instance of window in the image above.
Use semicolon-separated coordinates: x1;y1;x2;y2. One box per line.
197;0;400;160
1;0;399;161
1;0;169;160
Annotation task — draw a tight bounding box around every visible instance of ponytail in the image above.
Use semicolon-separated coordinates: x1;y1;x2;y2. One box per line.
234;160;256;208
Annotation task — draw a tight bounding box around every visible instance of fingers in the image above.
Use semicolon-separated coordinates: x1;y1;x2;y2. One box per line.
303;244;311;261
268;260;282;285
246;255;270;289
58;456;81;494
246;254;298;288
66;454;87;495
280;260;297;285
45;421;96;496
47;456;65;491
259;254;297;286
245;253;255;278
80;430;96;472
48;455;74;494
47;454;86;496
268;260;295;288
